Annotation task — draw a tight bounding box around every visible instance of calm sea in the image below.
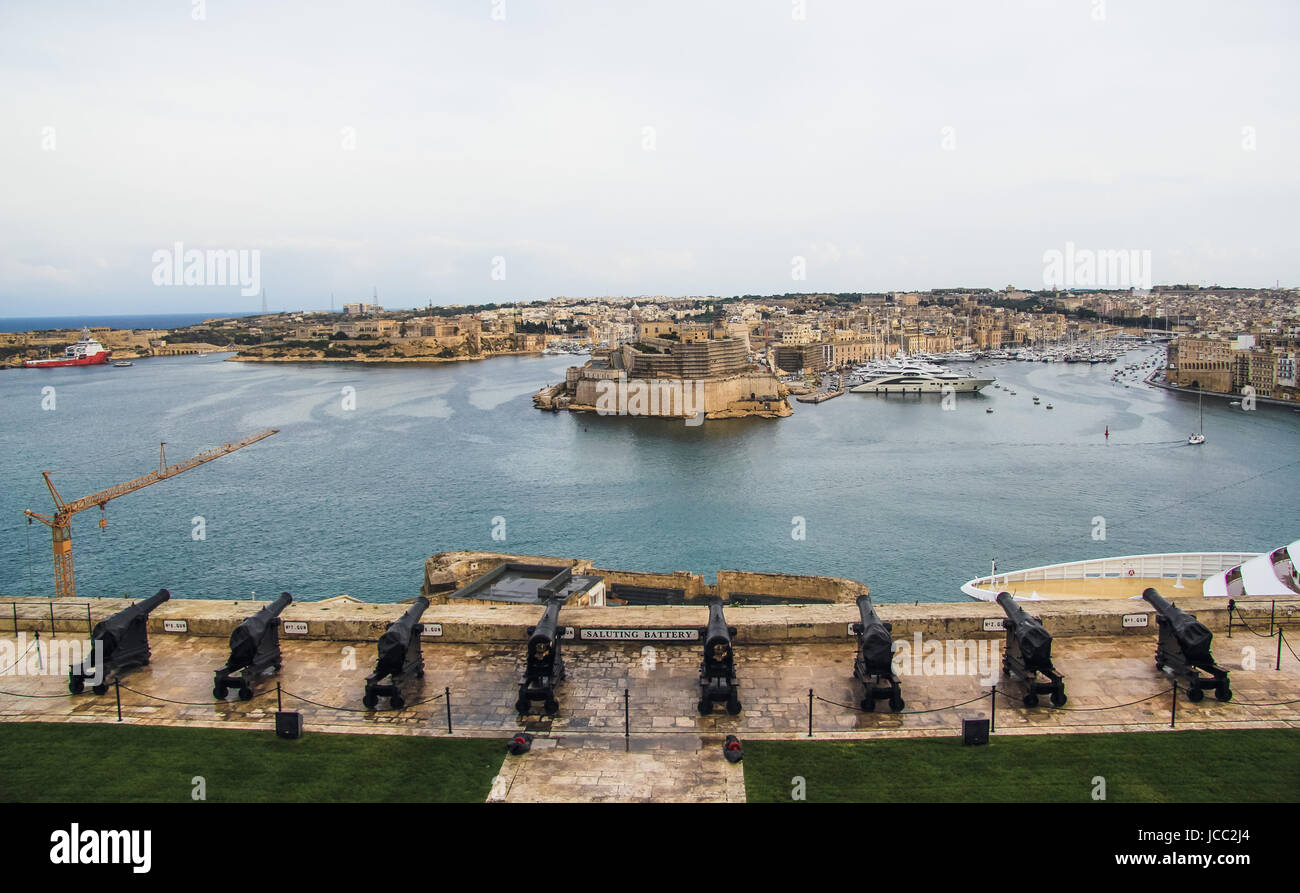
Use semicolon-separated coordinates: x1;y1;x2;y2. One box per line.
1;349;1296;603
0;313;259;333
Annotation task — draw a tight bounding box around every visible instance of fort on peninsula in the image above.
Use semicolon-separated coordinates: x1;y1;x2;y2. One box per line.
534;317;792;421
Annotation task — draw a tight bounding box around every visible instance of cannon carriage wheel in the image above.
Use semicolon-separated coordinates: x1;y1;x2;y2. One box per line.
726;694;742;715
362;691;378;709
1187;686;1204;703
92;682;109;696
889;693;905;712
543;697;559;716
238;685;253;701
697;698;711;715
214;683;228;699
391;694;406;709
860;697;875;712
68;676;85;695
1050;689;1067;707
1215;682;1232;702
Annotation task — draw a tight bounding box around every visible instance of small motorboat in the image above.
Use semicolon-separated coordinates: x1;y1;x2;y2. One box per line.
113;361;133;367
986;407;994;413
1045;404;1054;409
1188;433;1206;445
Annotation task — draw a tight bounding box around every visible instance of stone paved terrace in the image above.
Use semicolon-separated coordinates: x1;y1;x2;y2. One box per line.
2;626;1297;802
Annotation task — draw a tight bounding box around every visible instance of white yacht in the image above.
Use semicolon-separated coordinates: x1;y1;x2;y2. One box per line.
849;358;994;394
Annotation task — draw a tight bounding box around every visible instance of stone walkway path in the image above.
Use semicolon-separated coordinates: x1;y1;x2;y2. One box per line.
488;735;746;803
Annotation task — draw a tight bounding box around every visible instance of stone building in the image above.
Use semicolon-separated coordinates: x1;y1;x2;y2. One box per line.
773;342;830;374
1167;336;1236;393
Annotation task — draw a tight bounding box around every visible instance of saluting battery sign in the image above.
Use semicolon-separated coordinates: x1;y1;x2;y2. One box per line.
579;628;700;643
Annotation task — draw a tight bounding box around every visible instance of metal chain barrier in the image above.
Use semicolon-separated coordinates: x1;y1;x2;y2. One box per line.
279;688;445;713
117;682;273;708
994;686;1175;712
814;691;989;716
1230;605;1277;638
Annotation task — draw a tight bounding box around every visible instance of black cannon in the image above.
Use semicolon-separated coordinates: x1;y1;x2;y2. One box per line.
1142;588;1231;702
698;600;741;715
69;589;171;695
996;592;1066;707
516;598;565;715
363;596;429;709
214;593;292;700
852;595;903;712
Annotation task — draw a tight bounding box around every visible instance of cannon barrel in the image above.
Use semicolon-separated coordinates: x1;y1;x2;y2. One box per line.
375;597;430;675
995;592;1054;668
704;600;734;663
995;591;1032;625
133;589;172;616
705;600;730;644
855;594;881;631
228;592;293;666
1142;588;1214;662
1141;588;1174;616
854;595;894;671
698;600;740;714
92;589;170;643
527;598;562;662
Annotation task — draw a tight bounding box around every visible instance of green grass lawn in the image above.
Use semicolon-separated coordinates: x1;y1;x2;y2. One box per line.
744;729;1300;803
0;723;503;803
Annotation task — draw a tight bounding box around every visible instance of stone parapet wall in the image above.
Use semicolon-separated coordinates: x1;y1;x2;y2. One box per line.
716;569;866;603
6;595;1294;646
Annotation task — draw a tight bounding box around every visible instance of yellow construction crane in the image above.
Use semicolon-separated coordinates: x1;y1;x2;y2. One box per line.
24;429;278;598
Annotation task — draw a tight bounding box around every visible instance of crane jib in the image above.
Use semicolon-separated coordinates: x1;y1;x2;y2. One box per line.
22;429;279;598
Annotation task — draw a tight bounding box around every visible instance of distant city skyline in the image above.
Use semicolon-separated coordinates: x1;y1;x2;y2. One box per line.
2;1;1297;315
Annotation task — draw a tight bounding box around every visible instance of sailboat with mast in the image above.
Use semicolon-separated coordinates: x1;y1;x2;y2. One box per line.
1188;390;1206;445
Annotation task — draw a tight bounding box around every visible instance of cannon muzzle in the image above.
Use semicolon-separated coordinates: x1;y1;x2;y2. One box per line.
527;598;563;665
704;600;734;666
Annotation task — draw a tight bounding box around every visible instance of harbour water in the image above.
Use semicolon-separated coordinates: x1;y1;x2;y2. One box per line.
0;312;259;334
1;348;1296;604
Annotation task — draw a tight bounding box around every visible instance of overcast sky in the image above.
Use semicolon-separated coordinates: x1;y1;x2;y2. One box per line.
1;0;1297;315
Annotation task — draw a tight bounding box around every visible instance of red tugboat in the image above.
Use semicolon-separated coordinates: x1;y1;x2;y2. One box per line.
22;328;111;368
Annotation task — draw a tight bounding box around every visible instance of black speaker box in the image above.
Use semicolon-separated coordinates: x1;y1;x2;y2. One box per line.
962;718;989;746
275;711;303;739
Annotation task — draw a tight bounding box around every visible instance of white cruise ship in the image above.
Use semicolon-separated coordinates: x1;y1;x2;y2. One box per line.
961;539;1299;601
848;357;994;394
